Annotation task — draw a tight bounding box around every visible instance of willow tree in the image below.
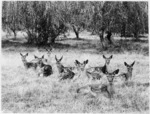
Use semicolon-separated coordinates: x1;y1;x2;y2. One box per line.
2;1;22;39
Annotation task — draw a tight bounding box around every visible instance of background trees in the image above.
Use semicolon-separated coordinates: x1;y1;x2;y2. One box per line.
2;1;148;46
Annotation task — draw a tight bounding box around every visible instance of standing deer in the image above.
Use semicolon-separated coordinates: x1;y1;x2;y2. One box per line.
118;61;135;82
20;53;37;69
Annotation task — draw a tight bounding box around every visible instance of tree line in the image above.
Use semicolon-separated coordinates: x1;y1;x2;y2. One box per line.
2;1;148;47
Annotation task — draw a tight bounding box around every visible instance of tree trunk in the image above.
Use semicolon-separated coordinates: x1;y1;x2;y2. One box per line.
50;37;56;43
11;29;17;39
99;30;105;49
106;31;112;44
49;35;57;44
91;29;96;35
13;31;17;39
72;25;80;39
121;22;126;37
75;31;79;39
134;32;139;40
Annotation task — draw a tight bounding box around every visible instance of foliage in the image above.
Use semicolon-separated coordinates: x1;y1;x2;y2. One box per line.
2;1;22;39
2;1;148;45
2;1;68;44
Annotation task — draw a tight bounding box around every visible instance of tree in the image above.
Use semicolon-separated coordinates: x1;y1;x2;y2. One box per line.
2;1;148;46
19;1;67;44
2;1;22;39
89;1;148;49
89;1;117;48
2;1;68;45
66;1;88;39
120;2;148;39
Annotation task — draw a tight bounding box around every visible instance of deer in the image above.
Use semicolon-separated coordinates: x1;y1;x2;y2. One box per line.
87;55;113;73
76;69;119;99
117;61;135;82
72;59;94;83
55;55;65;74
86;55;113;80
45;46;53;63
20;53;37;70
34;55;53;77
55;55;75;80
59;68;75;80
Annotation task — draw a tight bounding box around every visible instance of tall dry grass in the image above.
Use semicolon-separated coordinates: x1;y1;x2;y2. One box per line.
1;31;149;113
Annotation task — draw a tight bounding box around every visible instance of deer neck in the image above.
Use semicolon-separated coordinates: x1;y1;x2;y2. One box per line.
109;82;114;86
57;63;63;68
22;59;27;65
57;63;64;73
108;82;114;95
78;68;87;78
39;62;45;68
127;70;132;78
103;63;109;72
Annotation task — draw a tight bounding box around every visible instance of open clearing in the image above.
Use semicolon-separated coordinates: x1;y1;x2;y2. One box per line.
1;31;149;113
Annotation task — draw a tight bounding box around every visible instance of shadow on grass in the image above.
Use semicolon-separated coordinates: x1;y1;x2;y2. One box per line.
57;37;86;41
2;37;149;55
104;39;149;55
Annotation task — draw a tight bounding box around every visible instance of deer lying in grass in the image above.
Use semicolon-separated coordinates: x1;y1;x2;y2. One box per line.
73;59;108;82
55;55;75;80
35;55;53;77
76;69;119;99
20;53;37;70
73;59;95;83
86;55;113;80
117;61;135;82
55;55;65;73
87;55;113;73
59;68;75;80
45;46;53;64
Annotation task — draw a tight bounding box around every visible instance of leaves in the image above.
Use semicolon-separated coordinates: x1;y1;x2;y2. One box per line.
2;1;148;43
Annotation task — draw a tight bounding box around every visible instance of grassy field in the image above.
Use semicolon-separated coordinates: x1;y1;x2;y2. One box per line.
1;31;149;113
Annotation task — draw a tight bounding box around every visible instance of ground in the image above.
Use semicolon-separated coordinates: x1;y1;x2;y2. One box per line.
1;31;149;113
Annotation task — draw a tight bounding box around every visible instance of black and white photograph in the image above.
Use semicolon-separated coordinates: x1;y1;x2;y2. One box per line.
1;1;149;113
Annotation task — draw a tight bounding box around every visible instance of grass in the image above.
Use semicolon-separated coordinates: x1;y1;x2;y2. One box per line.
1;31;149;113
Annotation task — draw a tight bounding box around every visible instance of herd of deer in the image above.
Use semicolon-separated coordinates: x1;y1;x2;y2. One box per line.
20;47;135;99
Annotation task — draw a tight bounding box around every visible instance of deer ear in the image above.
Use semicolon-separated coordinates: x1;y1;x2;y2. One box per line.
131;61;135;66
55;55;58;61
26;53;28;56
59;56;63;62
20;53;23;56
45;59;48;62
41;55;44;59
103;55;106;59
110;55;113;59
34;55;38;58
49;48;52;52
113;69;119;75
84;60;89;64
50;45;53;51
75;60;80;65
45;48;48;51
124;62;128;66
